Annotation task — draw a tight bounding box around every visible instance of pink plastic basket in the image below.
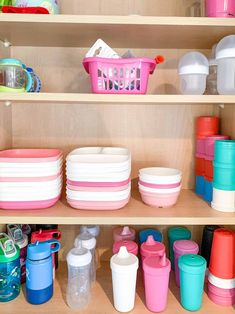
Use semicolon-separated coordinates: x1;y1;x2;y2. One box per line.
83;57;156;94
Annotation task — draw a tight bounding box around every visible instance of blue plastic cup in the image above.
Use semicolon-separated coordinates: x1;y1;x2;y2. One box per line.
195;176;205;196
179;254;206;311
203;179;213;202
139;229;163;244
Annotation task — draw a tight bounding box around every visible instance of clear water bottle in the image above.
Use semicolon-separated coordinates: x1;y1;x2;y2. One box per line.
66;243;92;310
75;232;97;282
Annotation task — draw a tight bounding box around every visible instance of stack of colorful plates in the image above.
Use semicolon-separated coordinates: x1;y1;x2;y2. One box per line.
66;147;131;210
138;167;182;208
0;149;62;209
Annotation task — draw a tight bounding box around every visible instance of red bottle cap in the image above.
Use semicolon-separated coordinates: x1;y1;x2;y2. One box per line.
196;116;219;139
209;228;235;279
31;229;61;243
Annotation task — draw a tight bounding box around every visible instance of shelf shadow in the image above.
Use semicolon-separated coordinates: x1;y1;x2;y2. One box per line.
96;261;113;306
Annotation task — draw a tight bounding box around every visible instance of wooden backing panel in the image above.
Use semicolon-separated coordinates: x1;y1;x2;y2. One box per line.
220;105;235;139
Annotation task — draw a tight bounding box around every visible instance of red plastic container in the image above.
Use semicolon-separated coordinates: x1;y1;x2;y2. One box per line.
196;116;219;139
195;157;205;176
209;228;235;279
2;6;49;14
205;159;213;181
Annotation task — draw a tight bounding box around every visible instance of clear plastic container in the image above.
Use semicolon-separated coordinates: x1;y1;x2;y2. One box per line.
178;52;209;95
216;35;235;95
66;245;92;310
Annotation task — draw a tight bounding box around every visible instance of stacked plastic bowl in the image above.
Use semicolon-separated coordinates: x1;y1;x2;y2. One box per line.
138;167;182;208
212;140;235;212
66;147;131;210
0;149;62;209
208;228;235;306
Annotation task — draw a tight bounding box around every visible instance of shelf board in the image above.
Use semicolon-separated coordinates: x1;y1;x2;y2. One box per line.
1;15;235;48
0;262;234;314
0;189;234;225
0;93;235;105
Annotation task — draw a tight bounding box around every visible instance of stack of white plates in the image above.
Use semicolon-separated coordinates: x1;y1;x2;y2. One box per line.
66;147;131;210
0;149;63;209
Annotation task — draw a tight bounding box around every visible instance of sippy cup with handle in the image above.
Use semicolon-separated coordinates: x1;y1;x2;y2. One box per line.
0;233;20;302
0;58;32;92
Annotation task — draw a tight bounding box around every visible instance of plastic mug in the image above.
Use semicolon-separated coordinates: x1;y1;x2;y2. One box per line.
168;227;191;269
113;226;136;243
179;254;206;311
173;240;199;287
143;254;171;312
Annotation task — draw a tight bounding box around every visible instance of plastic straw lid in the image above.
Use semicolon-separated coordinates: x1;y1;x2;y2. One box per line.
75;231;96;250
178;52;209;75
67;241;92;267
110;246;139;272
140;235;165;257
80;225;100;238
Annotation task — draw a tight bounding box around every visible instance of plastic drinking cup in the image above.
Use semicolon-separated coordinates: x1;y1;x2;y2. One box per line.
201;225;220;266
140;235;165;263
139;229;163;244
196;116;219;139
113;226;136;243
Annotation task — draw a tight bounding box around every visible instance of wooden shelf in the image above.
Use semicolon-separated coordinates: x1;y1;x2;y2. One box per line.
1;15;235;48
0;262;234;314
0;189;234;225
0;93;235;105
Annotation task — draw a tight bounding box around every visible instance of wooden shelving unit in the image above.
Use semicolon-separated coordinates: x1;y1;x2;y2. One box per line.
0;262;234;314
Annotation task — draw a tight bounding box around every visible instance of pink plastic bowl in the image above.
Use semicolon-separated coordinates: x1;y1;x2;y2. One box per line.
0;149;62;162
0;195;60;210
67;178;130;187
208;282;235;306
67;183;130;192
67;196;130;210
138;180;181;189
139;189;180;208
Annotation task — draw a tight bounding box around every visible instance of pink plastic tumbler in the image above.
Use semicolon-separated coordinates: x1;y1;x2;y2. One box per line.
140;235;165;262
113;226;136;243
173;240;199;287
205;0;235;17
143;253;171;312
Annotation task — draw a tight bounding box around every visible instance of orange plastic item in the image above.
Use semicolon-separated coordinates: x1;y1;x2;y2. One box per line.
209;228;235;279
196;116;219;139
205;159;213;181
155;55;165;64
195;157;205;176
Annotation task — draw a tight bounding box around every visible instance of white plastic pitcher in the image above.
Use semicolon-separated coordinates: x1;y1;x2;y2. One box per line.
178;52;209;95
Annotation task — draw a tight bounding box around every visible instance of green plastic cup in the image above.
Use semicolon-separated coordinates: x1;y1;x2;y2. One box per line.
167;227;191;269
214;140;235;164
213;162;235;190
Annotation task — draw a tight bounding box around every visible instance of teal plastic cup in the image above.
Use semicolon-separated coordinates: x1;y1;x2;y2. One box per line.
179;254;206;311
214;140;235;164
213;162;235;190
167;227;191;269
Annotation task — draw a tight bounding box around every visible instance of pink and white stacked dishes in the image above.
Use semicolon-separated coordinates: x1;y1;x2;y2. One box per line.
0;149;62;209
138;167;182;208
66;147;131;210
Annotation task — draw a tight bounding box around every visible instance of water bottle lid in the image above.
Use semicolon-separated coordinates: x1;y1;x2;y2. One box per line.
0;233;20;262
27;240;60;261
75;231;96;250
31;229;61;243
7;224;28;249
143;253;171;275
80;225;100;237
67;246;92;267
178;254;206;274
110;246;139;272
140;235;165;257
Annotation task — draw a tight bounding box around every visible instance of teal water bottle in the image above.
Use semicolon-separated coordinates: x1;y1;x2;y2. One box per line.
179;254;206;311
167;227;191;269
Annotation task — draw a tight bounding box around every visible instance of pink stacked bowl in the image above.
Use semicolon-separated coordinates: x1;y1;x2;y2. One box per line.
138;167;182;208
0;149;63;209
66;147;131;210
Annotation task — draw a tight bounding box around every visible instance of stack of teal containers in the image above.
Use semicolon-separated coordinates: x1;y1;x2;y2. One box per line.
212;140;235;213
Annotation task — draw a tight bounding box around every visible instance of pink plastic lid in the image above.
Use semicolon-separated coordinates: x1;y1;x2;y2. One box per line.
173;240;199;255
112;240;138;256
0;149;62;162
208;282;235;298
140;235;165;258
113;226;136;242
205;135;230;158
143;253;171;275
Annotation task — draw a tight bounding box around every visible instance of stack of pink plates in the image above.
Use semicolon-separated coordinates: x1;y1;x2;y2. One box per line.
66;147;131;210
0;149;63;209
138;167;182;208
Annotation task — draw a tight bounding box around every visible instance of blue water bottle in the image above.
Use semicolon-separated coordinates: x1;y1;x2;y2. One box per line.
26;239;60;305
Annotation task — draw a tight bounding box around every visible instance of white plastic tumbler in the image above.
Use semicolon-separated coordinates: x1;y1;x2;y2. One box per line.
110;246;139;312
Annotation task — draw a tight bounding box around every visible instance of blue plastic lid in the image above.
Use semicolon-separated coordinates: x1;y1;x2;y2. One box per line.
27;239;60;261
178;254;206;274
0;58;22;66
139;229;163;244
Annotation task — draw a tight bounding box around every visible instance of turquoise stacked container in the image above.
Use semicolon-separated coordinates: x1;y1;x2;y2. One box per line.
212;140;235;212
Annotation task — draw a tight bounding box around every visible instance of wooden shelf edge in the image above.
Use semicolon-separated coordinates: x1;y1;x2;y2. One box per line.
0;93;235;104
0;190;234;225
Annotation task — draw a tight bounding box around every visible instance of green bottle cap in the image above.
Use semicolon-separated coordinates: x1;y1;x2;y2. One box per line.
0;233;20;263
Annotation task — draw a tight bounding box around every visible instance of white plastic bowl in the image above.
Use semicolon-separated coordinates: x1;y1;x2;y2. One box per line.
138;184;182;194
66;170;131;182
211;188;235;212
208;271;235;289
139;167;182;184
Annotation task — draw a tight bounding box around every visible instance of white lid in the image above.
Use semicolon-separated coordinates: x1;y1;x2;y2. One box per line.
178;52;209;75
75;231;96;250
216;35;235;60
66;245;92;267
110;246;139;272
208;271;235;289
80;225;100;237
